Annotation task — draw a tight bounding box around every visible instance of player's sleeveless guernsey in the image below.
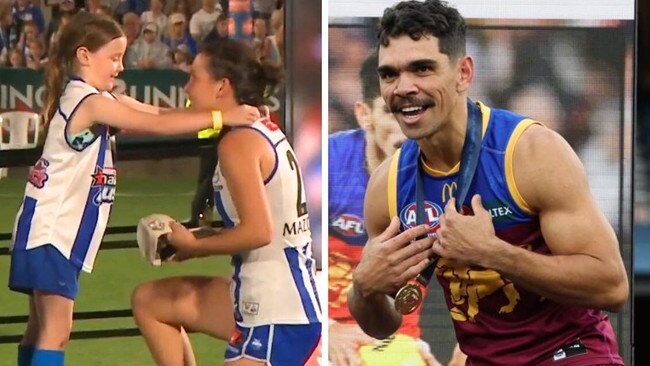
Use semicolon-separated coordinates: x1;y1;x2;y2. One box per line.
390;102;622;365
328;129;421;338
213;119;321;326
11;79;116;273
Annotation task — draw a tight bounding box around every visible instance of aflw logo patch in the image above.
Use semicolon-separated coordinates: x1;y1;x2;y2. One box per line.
331;214;365;237
400;201;443;233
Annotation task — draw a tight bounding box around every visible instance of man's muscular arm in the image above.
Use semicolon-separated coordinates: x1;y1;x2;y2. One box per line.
494;125;628;310
433;125;628;311
348;158;434;339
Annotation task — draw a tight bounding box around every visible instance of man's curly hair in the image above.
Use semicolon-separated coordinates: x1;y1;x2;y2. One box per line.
378;0;467;60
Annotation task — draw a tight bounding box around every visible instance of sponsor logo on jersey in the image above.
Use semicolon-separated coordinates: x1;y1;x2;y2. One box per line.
243;301;260;315
487;206;512;218
441;183;473;214
400;201;443;234
331;214;365;237
283;216;310;236
28;158;49;189
463;203;513;220
552;340;587;361
441;182;457;203
91;166;116;205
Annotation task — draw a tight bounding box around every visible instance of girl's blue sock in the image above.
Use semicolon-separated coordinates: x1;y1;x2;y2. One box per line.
31;349;64;366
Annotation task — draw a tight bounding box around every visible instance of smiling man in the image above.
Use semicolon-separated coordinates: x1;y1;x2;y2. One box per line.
328;52;449;366
347;1;628;365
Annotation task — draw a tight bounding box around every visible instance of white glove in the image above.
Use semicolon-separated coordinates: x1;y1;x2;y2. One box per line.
136;214;176;266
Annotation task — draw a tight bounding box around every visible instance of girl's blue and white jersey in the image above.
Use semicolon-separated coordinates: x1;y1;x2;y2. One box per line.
11;79;116;273
213;119;321;326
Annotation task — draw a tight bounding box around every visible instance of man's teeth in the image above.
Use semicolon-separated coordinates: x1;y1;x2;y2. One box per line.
401;106;423;113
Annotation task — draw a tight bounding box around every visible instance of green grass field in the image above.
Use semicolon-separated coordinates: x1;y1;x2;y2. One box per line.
0;174;232;365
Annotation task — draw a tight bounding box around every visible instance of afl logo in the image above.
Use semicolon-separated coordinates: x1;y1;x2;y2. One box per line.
400;201;443;233
331;214;365;237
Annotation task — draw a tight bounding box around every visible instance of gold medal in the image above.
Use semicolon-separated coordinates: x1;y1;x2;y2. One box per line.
394;283;423;315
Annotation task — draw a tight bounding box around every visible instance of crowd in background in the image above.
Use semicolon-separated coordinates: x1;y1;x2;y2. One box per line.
0;0;284;70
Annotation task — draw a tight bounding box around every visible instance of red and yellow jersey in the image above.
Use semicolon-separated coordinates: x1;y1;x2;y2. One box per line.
328;129;421;338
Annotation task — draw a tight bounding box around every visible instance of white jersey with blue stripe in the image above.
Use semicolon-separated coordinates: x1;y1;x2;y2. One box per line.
10;79;116;273
213;119;321;326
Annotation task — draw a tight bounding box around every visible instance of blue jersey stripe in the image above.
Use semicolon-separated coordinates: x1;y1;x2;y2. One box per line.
284;247;319;323
214;191;235;227
13;196;38;251
232;255;244;322
70;126;107;268
305;257;321;312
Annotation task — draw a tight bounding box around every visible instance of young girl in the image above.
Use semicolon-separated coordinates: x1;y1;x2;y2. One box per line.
17;20;39;61
8;12;258;366
131;39;321;366
25;39;47;70
8;47;24;67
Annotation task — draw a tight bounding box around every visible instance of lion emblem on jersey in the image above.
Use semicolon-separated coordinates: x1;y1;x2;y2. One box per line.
436;259;520;322
28;158;50;189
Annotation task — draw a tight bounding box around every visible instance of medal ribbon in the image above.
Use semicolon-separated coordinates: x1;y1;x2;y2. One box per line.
414;99;483;287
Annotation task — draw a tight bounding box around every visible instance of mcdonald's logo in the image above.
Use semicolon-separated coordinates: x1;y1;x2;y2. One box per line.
442;182;457;203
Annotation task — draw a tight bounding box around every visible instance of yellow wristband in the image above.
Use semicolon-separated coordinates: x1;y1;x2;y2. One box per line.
211;110;223;131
